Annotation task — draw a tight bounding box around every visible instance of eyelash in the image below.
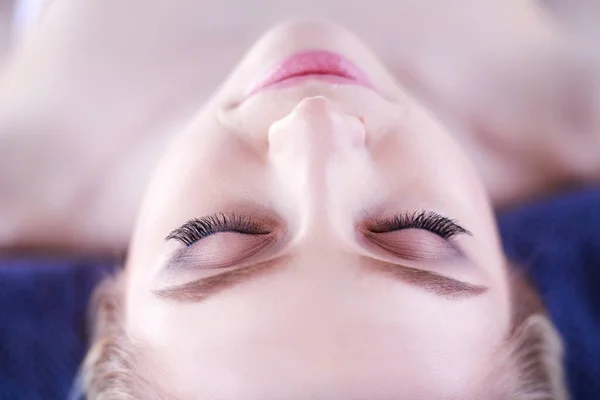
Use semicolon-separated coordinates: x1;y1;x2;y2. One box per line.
166;213;269;246
167;210;469;246
370;210;469;239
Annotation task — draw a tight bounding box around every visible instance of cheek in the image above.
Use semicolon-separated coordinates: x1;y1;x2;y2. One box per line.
374;124;505;276
154;138;256;206
126;123;268;288
375;130;478;200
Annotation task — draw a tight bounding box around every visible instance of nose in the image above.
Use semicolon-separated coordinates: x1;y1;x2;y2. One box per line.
268;96;367;237
268;96;365;152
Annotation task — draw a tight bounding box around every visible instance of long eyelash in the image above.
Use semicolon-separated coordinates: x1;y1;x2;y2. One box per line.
371;210;470;239
166;213;268;246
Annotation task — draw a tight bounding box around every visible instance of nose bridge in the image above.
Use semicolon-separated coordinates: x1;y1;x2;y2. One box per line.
268;97;366;237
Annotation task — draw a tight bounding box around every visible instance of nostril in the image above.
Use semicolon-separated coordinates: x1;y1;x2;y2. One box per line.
346;114;366;147
294;96;332;112
267;112;296;154
268;96;367;154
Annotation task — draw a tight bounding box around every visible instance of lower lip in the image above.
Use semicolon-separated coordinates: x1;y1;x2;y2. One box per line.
247;50;375;96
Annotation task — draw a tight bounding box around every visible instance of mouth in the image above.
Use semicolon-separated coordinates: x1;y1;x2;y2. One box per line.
247;50;375;97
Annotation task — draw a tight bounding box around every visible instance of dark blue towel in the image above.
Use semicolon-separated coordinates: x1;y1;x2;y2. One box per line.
0;258;115;400
1;188;599;400
498;188;600;399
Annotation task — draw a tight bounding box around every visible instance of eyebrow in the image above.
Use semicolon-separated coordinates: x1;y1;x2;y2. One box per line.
364;258;488;299
154;258;282;302
154;256;487;302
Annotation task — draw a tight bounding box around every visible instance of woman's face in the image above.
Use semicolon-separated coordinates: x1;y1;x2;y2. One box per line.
125;21;511;399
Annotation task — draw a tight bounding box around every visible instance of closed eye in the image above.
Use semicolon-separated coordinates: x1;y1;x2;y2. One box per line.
364;210;471;261
164;212;278;270
166;232;277;270
166;213;271;246
368;210;470;239
164;210;470;268
365;229;459;261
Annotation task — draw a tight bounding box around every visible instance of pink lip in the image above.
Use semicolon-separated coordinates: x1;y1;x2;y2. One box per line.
247;51;375;96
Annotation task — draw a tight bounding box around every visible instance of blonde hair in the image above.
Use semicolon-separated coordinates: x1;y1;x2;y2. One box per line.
80;276;169;400
80;268;568;400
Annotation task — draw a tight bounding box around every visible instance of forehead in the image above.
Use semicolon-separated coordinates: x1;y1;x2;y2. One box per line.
140;313;498;400
128;256;507;400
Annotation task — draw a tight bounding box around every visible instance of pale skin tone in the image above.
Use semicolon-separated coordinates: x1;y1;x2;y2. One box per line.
124;22;511;399
0;2;597;398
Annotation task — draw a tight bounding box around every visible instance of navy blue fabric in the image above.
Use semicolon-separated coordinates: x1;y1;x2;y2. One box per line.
498;188;600;399
0;258;115;400
0;188;599;399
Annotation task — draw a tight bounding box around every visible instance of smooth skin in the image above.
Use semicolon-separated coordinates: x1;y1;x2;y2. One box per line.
122;22;511;399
